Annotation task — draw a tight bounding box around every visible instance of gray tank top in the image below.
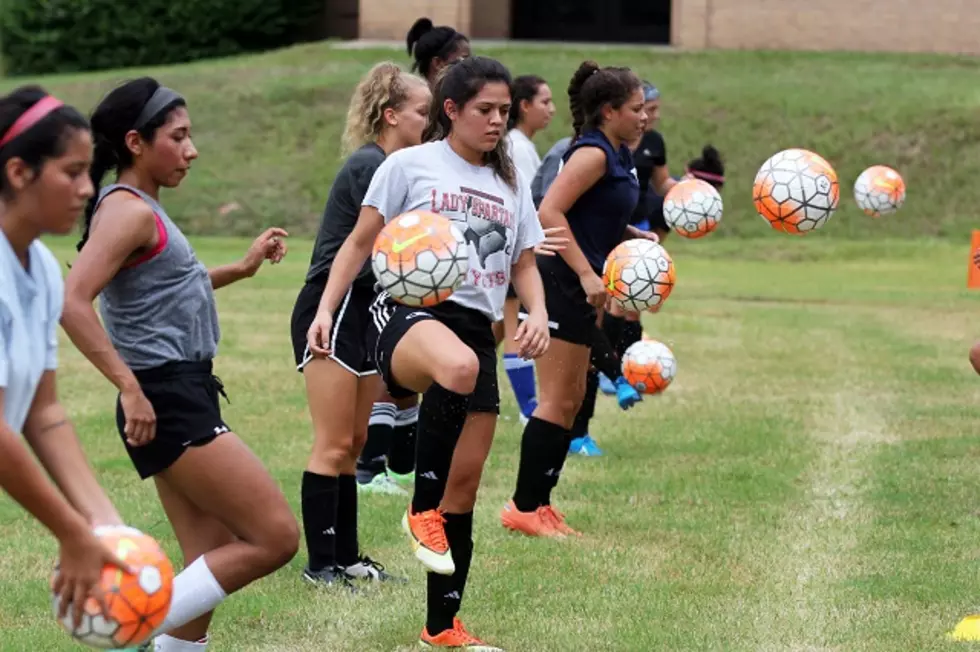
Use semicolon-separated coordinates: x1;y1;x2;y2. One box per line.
96;184;220;370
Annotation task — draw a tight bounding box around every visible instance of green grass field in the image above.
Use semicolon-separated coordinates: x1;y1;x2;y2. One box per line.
2;41;980;239
3;39;980;651
0;233;977;651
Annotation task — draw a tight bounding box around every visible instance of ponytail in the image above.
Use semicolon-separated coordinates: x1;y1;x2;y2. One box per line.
567;60;640;139
78;133;119;251
567;61;600;138
342;62;427;156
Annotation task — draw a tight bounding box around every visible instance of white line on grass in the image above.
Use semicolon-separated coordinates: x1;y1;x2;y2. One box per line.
747;384;895;651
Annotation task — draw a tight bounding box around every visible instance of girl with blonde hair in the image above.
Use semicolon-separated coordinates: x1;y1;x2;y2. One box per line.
289;61;431;589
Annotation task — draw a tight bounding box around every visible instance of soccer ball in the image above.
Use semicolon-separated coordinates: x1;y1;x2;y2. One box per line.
753;148;840;234
372;211;469;307
622;339;676;395
52;526;174;649
663;178;723;239
854;165;905;217
602;239;675;313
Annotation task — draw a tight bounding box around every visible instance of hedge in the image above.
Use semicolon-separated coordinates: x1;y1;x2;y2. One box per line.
0;0;323;75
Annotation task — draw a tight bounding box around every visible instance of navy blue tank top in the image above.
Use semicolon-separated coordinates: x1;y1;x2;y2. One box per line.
561;129;640;272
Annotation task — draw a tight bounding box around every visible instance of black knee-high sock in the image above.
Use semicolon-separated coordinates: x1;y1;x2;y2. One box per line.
412;386;468;514
426;511;474;635
356;402;396;483
335;474;359;567
301;472;338;571
591;325;621;381
388;405;419;474
603;313;626;358
513;417;569;512
619;320;643;359
571;369;599;440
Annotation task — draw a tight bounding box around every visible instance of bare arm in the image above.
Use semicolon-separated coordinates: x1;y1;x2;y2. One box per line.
209;227;289;290
537;147;607;277
61;197;155;394
22;372;121;527
0;395;92;542
62;197;159;446
652;164;676;197
511;248;546;317
510;248;550;360
307;207;385;356
320;207;384;316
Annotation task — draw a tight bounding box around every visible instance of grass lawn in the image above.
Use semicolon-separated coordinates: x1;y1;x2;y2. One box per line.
2;41;979;240
0;233;977;651
2;37;980;651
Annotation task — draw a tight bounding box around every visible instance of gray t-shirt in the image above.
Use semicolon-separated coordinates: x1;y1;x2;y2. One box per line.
362;139;545;322
530;136;572;208
307;143;386;286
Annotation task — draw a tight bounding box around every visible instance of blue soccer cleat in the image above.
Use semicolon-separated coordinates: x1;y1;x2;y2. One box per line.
615;376;641;410
598;372;617;395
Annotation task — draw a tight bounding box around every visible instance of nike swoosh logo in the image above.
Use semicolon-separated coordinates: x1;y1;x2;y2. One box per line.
606;261;617;291
392;230;429;253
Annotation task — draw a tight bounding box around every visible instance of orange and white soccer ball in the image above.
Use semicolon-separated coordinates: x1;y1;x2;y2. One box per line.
372;211;469;307
602;239;675;313
52;526;174;649
753;148;840;234
622;339;676;395
663;178;723;239
854;165;905;217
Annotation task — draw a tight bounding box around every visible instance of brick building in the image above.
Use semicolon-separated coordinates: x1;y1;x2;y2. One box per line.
318;0;980;56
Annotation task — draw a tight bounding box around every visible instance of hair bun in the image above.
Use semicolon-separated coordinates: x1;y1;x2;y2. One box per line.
702;144;721;162
406;17;435;54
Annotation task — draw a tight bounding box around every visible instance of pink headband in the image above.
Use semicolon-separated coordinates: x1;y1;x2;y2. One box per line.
686;166;725;184
0;96;65;149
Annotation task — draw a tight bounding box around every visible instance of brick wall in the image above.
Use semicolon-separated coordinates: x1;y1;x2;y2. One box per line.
358;0;980;56
673;0;980;55
358;0;510;40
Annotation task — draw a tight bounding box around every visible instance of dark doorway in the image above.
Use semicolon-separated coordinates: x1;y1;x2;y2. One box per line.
511;0;671;44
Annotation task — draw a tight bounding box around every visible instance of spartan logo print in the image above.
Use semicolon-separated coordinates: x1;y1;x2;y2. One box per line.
430;185;514;267
458;187;511;267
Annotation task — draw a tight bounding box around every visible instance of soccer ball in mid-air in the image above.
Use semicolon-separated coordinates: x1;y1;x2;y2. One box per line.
602;238;675;313
753;148;840;234
372;211;469;307
622;339;677;395
663;178;723;239
854;165;905;217
52;526;174;649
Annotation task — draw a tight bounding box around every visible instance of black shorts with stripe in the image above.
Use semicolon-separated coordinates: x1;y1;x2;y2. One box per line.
290;279;380;376
370;293;500;414
118;360;230;480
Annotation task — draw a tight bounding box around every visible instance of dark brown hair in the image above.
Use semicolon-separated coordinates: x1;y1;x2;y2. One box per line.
424;56;517;190
567;60;640;138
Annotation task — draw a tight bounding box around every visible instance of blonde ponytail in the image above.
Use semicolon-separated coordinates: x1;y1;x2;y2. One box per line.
342;61;427;156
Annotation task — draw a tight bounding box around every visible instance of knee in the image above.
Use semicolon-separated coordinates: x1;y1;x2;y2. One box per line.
970;342;980;375
310;430;356;468
260;508;300;569
441;350;480;396
556;381;586;417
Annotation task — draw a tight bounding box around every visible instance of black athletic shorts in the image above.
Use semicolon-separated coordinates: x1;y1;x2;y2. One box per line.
290;280;379;376
372;293;499;414
520;254;596;347
118;360;230;480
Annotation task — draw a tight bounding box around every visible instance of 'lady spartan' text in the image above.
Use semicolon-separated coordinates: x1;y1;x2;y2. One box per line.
429;186;515;228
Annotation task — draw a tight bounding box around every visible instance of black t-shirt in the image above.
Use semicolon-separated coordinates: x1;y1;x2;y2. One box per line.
306;143;386;286
631;130;667;224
